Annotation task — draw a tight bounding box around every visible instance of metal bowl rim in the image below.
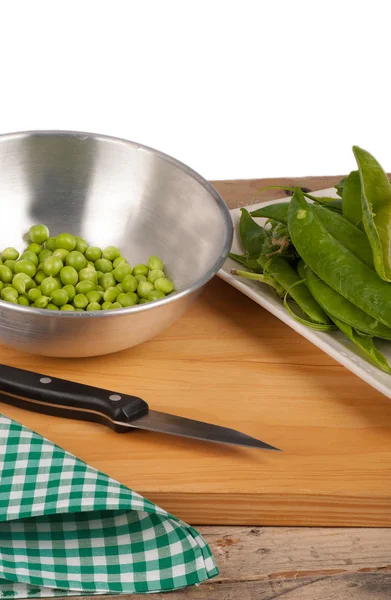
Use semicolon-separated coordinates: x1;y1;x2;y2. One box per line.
0;129;233;318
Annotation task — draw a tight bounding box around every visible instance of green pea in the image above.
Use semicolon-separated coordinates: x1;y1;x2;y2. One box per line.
148;269;165;284
76;280;95;295
74;236;88;254
0;265;13;283
73;293;88;309
138;281;154;298
43;256;62;277
133;264;149;277
12;273;34;294
0;282;3;292
110;302;122;309
101;301;112;310
78;266;98;283
50;289;69;306
46;237;57;252
4;260;16;272
27;242;42;255
99;272;116;290
18;296;30;306
62;284;76;302
86;290;101;304
40;276;61;296
34;270;47;285
113;256;128;268
1;286;18;300
60;266;78;286
0;259;2;265
66;250;87;271
96;271;103;280
154;277;174;294
34;295;50;309
29;224;49;244
113;264;132;282
116;283;124;293
148;256;164;271
28;288;42;302
55;233;76;252
14;260;36;278
38;249;53;263
1;247;19;261
3;293;18;304
121;274;138;293
53;248;70;261
94;258;113;273
102;246;120;261
21;250;39;266
148;290;166;302
60;304;75;311
139;298;150;304
47;303;59;310
88;261;95;267
117;292;138;307
135;274;147;284
85;247;102;262
86;301;101;311
96;285;104;292
103;287;119;303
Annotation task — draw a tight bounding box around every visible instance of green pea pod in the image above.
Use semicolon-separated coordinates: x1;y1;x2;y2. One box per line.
288;187;391;329
254;185;343;212
311;205;373;268
342;170;362;227
305;265;391;340
335;177;347;198
251;202;290;224
263;256;330;325
239;208;266;257
252;202;372;266
353;145;391;281
327;314;391;374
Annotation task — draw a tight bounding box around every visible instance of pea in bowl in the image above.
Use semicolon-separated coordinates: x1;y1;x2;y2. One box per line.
0;131;233;357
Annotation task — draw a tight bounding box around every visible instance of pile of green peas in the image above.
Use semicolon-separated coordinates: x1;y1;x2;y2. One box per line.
0;224;174;311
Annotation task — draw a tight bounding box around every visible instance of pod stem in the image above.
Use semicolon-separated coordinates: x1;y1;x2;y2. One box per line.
231;269;284;295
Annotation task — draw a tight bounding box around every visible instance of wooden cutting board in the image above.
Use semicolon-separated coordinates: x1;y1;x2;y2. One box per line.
1;175;391;527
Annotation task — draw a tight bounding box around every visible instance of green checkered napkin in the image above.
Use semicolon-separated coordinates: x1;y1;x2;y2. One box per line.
0;415;218;597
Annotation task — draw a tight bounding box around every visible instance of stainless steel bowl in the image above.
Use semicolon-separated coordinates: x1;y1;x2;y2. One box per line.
0;131;233;357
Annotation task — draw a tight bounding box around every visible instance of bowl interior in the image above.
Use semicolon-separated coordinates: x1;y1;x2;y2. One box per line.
0;132;232;291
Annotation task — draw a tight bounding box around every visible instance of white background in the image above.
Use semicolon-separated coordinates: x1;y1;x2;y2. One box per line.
1;0;390;180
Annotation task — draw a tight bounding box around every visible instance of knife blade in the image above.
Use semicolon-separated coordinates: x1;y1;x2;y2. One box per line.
0;364;281;451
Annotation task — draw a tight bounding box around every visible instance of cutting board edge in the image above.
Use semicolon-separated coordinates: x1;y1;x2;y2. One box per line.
147;491;391;527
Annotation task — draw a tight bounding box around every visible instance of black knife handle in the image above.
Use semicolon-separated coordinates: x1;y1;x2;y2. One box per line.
0;364;148;433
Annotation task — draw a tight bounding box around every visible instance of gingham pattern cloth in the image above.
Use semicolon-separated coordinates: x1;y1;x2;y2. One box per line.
0;415;218;597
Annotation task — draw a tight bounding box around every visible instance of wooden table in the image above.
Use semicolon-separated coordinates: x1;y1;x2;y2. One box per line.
14;174;391;599
147;174;391;599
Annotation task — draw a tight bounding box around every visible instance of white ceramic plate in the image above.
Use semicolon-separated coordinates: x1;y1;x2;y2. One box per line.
218;187;391;398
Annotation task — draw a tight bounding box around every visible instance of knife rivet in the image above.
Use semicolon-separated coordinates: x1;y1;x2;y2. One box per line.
109;394;121;401
40;377;52;384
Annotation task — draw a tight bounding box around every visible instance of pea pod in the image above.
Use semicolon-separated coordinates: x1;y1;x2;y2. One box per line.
263;256;330;325
353;145;391;281
239;208;265;257
229;252;262;272
305;265;391;340
253;201;373;268
342;170;362;227
288;187;391;329
327;314;391;374
251;202;290;224
253;185;343;212
311;205;373;268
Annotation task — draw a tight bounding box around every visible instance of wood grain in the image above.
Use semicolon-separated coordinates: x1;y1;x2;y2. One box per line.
72;526;391;599
2;174;391;527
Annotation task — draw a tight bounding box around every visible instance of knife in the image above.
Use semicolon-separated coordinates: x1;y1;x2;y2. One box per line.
0;364;281;451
